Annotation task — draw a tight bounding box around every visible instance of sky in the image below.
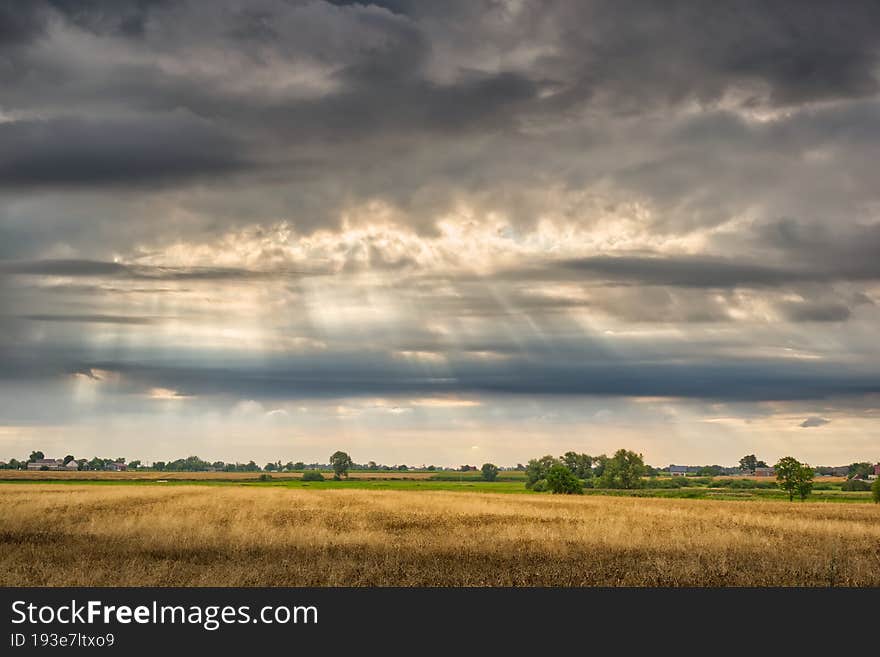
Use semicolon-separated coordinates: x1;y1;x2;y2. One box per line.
1;0;879;467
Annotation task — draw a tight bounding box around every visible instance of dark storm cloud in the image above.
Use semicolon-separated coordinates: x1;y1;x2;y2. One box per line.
800;416;830;428
779;302;851;323
2;345;878;402
18;314;158;324
46;0;173;37
497;252;880;289
0;259;322;280
4;1;880;167
0;3;48;46
0;118;248;187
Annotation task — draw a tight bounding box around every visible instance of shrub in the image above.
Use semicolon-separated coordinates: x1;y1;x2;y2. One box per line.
872;478;880;503
841;478;872;492
546;464;583;494
301;471;325;482
481;463;499;482
525;456;560;489
531;479;548;492
258;473;272;481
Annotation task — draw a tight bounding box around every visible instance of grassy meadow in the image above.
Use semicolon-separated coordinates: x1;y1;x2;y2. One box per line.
1;483;879;586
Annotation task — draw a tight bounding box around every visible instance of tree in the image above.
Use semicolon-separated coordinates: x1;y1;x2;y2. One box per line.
264;462;277;472
128;460;141;470
795;464;814;501
63;454;75;465
329;451;353;479
292;461;305;470
872;478;880;504
597;449;646;489
481;463;499;482
739;454;757;472
592;454;608;478
775;456;813;501
525;455;560;489
546;464;583;494
28;451;44;463
848;462;873;479
561;452;593;479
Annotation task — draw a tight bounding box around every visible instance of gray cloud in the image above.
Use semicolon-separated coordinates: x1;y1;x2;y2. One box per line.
0;259;321;280
800;416;831;428
0;117;248;188
17;314;158;325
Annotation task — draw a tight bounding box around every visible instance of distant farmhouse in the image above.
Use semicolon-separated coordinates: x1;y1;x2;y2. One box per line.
754;466;775;477
105;461;127;471
27;458;78;471
668;465;690;476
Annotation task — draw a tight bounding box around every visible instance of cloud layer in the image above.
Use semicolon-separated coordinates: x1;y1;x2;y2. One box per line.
1;1;879;464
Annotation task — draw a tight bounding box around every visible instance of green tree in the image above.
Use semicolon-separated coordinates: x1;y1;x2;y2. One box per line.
598;449;647;489
481;463;499;482
739;454;757;472
795;464;814;501
561;452;593;478
546;464;583;494
872;477;880;503
848;462;873;479
525;455;560;489
329;451;353;479
775;456;814;501
292;461;305;470
28;451;44;463
62;454;75;465
128;460;141;470
264;462;277;472
592;454;608;478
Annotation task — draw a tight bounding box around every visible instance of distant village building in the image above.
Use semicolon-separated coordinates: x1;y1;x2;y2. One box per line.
874;463;880;476
754;466;775;477
105;462;127;472
832;466;849;477
26;458;78;471
668;465;689;476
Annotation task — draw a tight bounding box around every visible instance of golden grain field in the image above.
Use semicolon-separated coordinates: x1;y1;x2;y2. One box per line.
1;484;878;586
